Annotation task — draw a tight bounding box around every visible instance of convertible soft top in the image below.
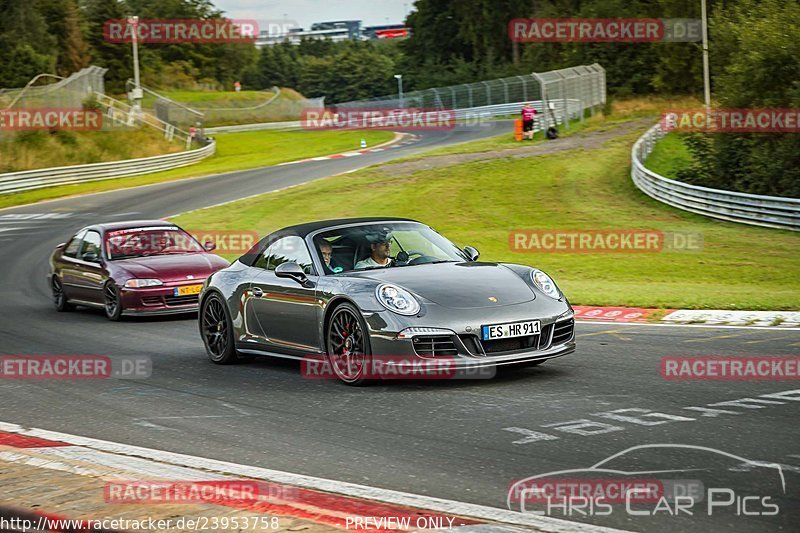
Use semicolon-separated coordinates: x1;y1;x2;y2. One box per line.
238;217;419;266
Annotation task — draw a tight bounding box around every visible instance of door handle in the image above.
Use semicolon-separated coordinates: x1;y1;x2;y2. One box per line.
252;287;263;298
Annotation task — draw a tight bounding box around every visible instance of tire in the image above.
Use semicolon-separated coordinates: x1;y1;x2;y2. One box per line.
326;302;372;386
52;276;75;312
103;281;123;321
201;293;239;364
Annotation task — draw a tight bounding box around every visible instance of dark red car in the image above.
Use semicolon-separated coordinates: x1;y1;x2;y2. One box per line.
48;220;230;320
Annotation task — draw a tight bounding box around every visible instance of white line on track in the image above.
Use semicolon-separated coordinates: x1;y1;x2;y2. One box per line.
576;320;800;332
0;422;628;533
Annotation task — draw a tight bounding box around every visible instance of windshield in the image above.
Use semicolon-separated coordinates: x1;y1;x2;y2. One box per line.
106;227;204;260
313;222;468;274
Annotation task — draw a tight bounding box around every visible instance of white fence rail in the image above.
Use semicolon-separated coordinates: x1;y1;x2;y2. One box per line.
0;141;215;195
632;124;800;231
203;99;583;134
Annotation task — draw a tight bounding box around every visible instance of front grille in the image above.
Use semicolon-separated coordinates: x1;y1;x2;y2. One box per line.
464;323;555;355
164;294;200;307
552;318;575;345
481;334;540;354
142;296;162;305
412;335;458;357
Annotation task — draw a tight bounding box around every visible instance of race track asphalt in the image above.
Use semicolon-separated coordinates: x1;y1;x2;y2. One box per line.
0;123;797;532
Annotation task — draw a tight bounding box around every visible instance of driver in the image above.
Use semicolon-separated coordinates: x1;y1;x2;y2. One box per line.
355;231;393;269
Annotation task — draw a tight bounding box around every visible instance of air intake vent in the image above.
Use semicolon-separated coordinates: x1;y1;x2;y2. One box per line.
164;294;199;307
552;318;575;345
412;336;458;357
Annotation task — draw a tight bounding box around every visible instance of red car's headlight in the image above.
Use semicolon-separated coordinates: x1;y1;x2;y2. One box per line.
124;279;164;288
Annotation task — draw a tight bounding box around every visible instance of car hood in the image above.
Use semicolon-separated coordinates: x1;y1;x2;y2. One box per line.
345;262;535;309
111;253;230;283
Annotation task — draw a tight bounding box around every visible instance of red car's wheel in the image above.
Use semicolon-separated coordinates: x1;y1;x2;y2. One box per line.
52;276;75;312
104;282;123;321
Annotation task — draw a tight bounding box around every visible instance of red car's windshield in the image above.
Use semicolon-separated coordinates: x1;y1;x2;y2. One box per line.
106;227;204;260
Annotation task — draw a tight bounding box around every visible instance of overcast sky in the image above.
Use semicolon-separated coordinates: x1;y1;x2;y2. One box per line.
213;0;413;29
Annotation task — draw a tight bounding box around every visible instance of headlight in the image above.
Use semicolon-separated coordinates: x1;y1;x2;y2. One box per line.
376;284;420;316
530;269;561;300
124;278;164;288
397;327;453;339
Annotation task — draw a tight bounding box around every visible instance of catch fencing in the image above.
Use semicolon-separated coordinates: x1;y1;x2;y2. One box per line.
336;64;606;128
130;81;326;128
0;67;215;194
632;124;800;231
1;66;196;146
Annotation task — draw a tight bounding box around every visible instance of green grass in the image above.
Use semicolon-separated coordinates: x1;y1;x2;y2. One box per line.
159;90;276;104
0;129;393;209
170;121;800;310
645;133;693;179
0;129;182;173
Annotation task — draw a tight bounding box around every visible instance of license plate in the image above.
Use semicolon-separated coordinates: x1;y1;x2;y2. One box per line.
174;284;203;297
482;320;540;340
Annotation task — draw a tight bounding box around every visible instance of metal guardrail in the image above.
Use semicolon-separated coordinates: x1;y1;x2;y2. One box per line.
0;140;215;195
632;124;800;231
205;120;301;133
204;99;583;134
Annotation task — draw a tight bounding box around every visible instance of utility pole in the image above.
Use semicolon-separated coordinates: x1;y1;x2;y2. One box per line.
394;74;404;107
701;0;711;115
129;16;143;117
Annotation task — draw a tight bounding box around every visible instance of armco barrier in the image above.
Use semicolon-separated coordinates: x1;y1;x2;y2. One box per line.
631;124;800;231
203;100;582;134
0;140;215;195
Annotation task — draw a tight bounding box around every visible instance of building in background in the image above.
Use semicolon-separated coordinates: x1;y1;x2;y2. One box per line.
362;24;409;40
256;20;409;47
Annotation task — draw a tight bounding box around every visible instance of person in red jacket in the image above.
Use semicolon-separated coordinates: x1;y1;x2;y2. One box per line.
521;103;537;140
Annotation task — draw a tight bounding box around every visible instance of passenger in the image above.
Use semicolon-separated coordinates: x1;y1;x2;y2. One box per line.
318;241;342;274
355;233;393;269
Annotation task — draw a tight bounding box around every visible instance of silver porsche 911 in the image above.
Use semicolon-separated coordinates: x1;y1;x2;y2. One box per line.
198;218;575;385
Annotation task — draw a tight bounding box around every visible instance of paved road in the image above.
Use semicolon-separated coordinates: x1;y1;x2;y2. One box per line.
0;122;798;532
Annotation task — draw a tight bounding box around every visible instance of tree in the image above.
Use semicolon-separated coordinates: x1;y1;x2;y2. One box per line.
37;0;92;76
679;0;800;196
83;0;132;92
0;0;56;87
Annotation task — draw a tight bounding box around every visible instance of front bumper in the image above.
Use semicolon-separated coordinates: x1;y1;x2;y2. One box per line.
119;284;202;315
365;301;576;369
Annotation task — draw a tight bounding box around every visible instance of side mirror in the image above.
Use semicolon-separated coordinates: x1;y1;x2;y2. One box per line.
81;251;99;263
463;246;480;262
275;261;311;286
203;241;216;252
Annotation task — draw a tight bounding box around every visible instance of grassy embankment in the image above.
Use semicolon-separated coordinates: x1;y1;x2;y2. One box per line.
0;129;394;209
170;97;799;310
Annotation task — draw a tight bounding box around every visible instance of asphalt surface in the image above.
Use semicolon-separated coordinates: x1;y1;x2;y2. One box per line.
1;123;798;532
